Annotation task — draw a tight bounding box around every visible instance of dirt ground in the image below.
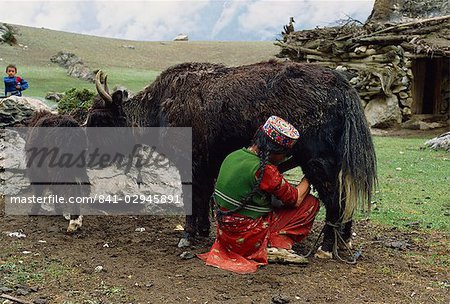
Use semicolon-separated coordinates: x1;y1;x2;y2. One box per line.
1;128;449;304
1;202;449;304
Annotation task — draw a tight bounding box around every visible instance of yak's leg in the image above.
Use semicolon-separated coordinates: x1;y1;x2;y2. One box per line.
29;184;45;215
339;220;353;250
178;182;195;247
315;196;341;259
197;181;214;237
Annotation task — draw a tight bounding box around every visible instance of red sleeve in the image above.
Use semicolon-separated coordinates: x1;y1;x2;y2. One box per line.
256;164;298;206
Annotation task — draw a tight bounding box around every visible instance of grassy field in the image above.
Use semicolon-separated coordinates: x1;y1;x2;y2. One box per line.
286;137;450;232
12;66;160;101
370;137;449;231
0;23;279;100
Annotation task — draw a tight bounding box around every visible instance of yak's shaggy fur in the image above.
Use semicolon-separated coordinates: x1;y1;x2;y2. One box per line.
88;60;377;253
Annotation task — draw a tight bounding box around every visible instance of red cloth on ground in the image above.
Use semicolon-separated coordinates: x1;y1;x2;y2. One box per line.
198;194;320;274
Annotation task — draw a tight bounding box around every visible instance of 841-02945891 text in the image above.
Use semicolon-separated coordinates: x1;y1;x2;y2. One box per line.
9;194;181;205
87;194;182;204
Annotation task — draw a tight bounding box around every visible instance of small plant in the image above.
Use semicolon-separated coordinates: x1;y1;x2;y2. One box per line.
0;23;18;45
58;88;95;123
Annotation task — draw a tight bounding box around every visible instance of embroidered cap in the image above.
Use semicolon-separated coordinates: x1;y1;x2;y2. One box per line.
262;116;299;148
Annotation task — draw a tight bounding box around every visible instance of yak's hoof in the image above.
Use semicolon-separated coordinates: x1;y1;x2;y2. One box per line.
67;216;83;233
178;237;191;248
314;246;333;259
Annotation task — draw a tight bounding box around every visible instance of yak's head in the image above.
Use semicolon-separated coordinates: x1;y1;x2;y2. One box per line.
84;71;129;127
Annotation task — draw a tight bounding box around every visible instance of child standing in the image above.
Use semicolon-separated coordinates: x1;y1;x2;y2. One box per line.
4;64;29;97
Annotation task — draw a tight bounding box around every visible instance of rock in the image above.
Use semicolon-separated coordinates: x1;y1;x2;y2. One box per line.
2;300;14;304
399;91;409;99
87;147;183;215
364;95;402;128
16;288;30;296
272;294;290;304
392;85;407;93
1;127;184;212
174;224;184;231
349;76;360;85
50;51;83;68
0;286;14;293
0;96;53;127
7;231;26;238
400;97;413;107
50;51;94;82
401;76;409;86
354;45;367;54
402;120;444;130
33;298;49;304
122;45;135;49
179;251;195;260
45;92;64;102
67;63;94;82
135;227;146;232
425;132;450;151
94;265;104;272
383;239;412;250
177;237;191;248
173;33;189;41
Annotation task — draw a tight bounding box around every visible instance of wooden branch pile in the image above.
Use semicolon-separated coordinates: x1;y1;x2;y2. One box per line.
276;15;450;120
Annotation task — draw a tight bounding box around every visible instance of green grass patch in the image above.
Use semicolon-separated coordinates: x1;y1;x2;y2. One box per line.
285;136;449;232
9;66;160;100
0;257;72;286
370;137;449;231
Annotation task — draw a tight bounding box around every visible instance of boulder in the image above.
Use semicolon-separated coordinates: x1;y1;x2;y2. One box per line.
402;119;445;130
50;51;83;68
425;131;450;151
68;63;94;82
0;129;29;196
173;33;189;41
0;96;53;127
50;51;94;82
45;92;64;102
1;130;184;214
364;95;402;128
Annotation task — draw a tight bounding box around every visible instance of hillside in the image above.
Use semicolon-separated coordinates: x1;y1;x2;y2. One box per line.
0;24;279;70
0;24;279;99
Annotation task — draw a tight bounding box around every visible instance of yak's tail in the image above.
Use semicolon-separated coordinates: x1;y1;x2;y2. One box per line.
339;86;377;223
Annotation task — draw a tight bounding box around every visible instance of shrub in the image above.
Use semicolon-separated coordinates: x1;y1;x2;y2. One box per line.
58;88;95;123
0;23;18;45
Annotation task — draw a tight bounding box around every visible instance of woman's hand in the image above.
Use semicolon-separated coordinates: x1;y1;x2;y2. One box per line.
295;176;311;207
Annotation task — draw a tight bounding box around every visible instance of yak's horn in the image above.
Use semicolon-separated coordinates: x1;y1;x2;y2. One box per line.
95;70;112;104
104;75;110;95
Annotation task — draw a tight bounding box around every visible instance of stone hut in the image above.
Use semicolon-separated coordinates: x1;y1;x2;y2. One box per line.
276;0;450;128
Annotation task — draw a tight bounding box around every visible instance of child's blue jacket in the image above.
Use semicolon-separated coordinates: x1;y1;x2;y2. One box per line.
3;76;29;96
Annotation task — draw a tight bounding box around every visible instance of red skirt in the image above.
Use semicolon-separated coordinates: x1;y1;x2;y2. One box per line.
198;194;320;274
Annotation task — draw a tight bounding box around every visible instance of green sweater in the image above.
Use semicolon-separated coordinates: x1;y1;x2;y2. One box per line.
214;148;271;219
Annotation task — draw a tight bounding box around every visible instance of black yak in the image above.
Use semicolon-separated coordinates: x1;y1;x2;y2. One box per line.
26;110;90;232
86;60;377;259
